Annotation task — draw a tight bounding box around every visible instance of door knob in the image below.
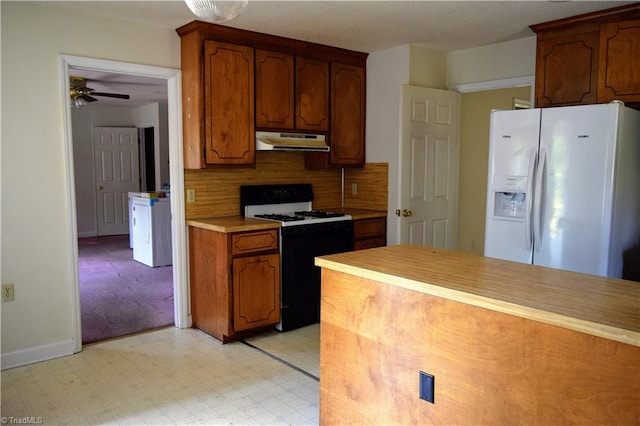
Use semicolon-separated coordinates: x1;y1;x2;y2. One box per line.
97;185;104;190
395;209;413;217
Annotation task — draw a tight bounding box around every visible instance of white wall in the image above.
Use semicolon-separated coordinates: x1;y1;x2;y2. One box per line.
409;45;448;89
447;37;536;87
1;1;179;367
366;45;410;245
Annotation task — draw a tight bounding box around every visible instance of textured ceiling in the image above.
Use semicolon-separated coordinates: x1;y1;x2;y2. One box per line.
55;0;634;107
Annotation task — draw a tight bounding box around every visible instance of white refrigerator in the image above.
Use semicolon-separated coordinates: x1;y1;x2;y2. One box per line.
484;103;640;278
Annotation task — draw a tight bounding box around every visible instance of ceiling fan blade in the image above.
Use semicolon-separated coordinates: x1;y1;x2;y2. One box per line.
90;92;131;100
81;94;98;103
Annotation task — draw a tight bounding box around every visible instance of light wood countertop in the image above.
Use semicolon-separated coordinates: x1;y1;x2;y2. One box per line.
316;245;640;347
186;216;280;233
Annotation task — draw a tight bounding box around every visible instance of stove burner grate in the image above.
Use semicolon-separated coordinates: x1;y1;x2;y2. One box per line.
254;214;304;222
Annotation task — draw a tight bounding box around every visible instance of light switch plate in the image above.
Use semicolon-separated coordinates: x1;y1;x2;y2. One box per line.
419;371;434;403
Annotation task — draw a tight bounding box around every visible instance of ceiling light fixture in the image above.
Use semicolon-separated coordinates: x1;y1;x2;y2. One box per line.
184;0;249;23
70;87;87;108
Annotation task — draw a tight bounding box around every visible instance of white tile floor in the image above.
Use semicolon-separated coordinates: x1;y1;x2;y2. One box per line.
1;325;320;425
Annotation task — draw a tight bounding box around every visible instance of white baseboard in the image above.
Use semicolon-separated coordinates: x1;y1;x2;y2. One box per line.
1;339;77;370
77;231;98;238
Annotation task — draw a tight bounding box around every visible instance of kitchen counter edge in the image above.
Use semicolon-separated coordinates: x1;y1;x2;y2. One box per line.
186;216;281;233
316;244;640;347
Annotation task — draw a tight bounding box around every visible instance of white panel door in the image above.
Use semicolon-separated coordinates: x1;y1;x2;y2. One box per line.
94;127;139;236
399;85;460;249
534;104;618;276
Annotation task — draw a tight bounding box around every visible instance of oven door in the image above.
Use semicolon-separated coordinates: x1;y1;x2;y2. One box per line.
279;220;353;331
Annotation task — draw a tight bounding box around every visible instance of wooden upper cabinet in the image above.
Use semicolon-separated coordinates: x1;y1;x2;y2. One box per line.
598;19;640;104
204;40;255;166
535;32;599;107
329;63;366;166
296;57;329;131
306;62;365;168
176;20;368;169
255;52;329;132
531;3;640;109
255;50;294;129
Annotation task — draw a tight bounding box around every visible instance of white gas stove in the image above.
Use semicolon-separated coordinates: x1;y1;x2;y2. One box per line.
240;183;354;332
241;185;351;226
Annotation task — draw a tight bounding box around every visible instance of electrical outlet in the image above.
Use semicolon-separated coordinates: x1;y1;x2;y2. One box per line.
419;371;434;403
2;283;15;302
351;183;358;195
187;189;196;203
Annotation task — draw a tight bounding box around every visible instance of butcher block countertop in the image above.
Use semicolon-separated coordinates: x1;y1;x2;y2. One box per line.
186;216;280;233
316;245;640;347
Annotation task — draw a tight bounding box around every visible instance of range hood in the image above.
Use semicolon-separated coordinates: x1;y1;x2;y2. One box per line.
256;131;330;152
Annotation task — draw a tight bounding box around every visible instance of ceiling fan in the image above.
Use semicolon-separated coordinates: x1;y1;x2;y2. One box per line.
70;76;130;107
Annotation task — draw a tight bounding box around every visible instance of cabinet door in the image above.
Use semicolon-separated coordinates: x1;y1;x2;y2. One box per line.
296;57;329;131
535;32;599;107
233;254;280;332
598;20;640;104
204;40;255;165
255;50;294;129
330;63;366;166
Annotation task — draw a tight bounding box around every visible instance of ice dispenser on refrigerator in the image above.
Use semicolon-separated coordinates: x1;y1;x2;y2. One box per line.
490;176;527;219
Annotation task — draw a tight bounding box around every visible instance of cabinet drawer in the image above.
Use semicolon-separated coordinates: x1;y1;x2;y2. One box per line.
354;237;386;251
354;218;386;239
232;230;278;255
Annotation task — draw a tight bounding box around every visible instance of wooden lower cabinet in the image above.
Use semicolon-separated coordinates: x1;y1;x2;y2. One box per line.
232;254;280;332
353;218;386;250
189;226;280;342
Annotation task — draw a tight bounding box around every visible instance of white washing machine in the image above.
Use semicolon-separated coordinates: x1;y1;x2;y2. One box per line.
131;196;172;267
128;192;145;248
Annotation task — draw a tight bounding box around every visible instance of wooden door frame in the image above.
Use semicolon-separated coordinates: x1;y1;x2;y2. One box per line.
60;55;189;353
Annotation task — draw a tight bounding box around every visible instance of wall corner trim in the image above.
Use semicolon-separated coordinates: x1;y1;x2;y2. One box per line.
450;76;534;94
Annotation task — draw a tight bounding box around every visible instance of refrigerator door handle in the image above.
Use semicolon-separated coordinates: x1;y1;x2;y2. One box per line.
533;147;547;252
525;148;537;250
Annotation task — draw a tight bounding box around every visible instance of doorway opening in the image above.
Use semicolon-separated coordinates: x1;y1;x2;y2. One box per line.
140;127;156;192
61;55;188;353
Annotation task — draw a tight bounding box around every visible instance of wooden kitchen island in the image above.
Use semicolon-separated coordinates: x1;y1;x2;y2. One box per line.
316;245;639;425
